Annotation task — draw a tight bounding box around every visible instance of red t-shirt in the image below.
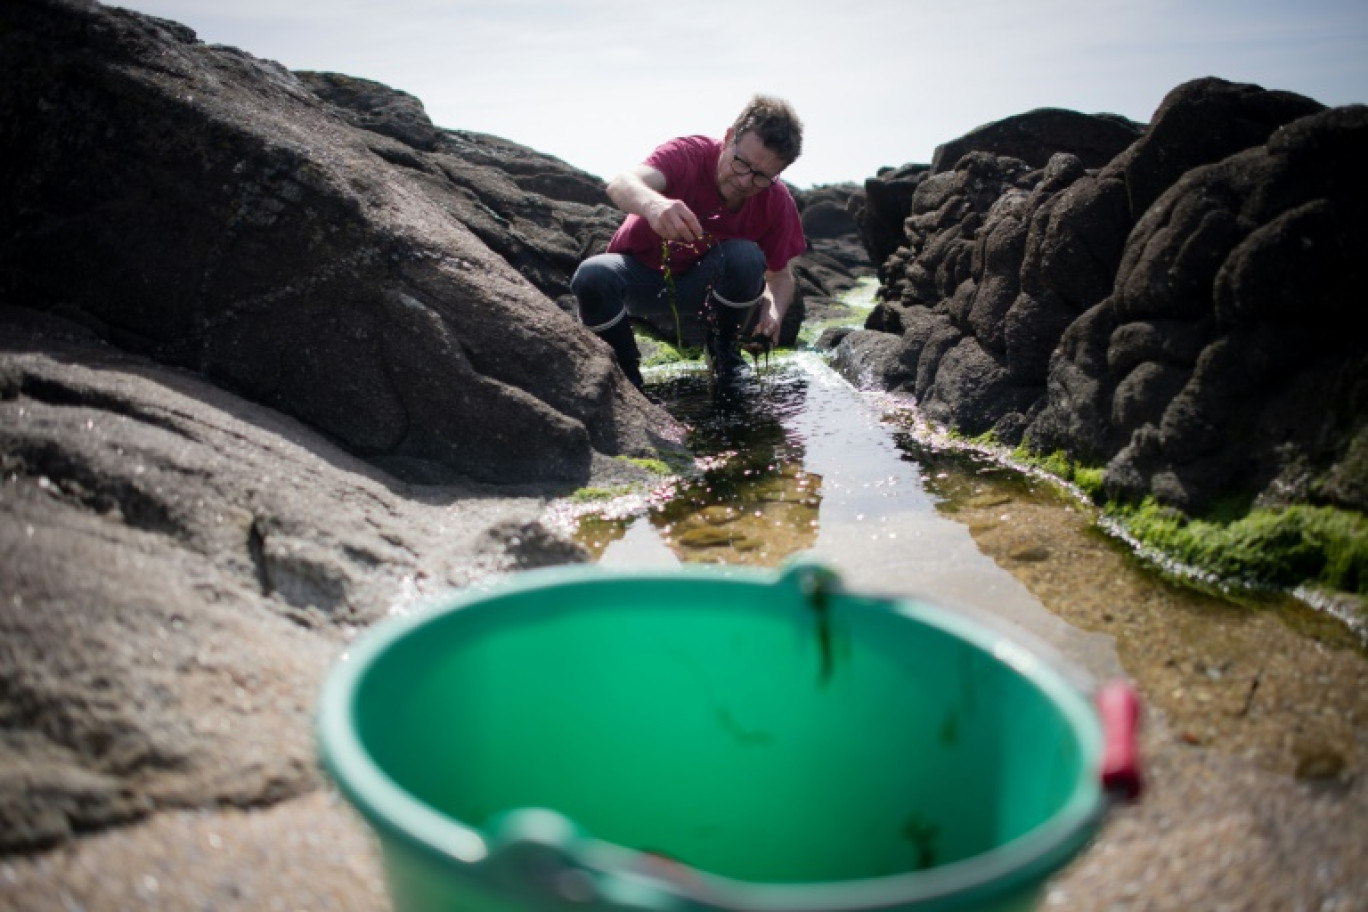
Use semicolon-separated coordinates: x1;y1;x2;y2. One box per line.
606;135;807;276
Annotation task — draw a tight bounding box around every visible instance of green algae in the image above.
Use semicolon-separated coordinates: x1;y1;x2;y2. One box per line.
1010;445;1105;501
622;456;673;475
569;484;637;503
916;430;1366;606
1003;440;1365;600
1111;499;1368;598
637;328;704;368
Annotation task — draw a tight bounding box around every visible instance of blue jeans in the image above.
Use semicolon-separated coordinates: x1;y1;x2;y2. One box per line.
571;239;767;348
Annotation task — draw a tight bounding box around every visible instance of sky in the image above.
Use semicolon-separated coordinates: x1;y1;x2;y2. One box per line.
110;0;1367;188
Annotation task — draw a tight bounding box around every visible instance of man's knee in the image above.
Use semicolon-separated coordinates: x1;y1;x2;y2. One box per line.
719;238;766;271
715;239;767;303
570;254;614;299
571;255;626;329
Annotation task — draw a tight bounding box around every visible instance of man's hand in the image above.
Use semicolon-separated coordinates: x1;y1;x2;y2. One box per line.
645;197;703;243
754;266;796;345
753;300;784;344
607;164;701;242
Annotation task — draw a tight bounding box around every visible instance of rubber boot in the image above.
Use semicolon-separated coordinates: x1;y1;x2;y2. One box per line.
705;301;747;386
596;318;644;389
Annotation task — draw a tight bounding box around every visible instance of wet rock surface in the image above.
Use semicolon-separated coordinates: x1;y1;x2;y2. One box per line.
0;308;622;857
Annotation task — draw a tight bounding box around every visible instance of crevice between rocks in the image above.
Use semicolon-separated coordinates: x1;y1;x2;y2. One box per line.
0;441;185;539
12;375;198;444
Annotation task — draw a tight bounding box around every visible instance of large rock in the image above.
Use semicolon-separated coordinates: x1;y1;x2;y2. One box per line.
853;108;1142;286
847;152;1049;436
1118;77;1324;218
930;107;1144;175
0;0;674;487
851;163;931;280
1034;103;1368;512
0;306;610;853
840;76;1365;515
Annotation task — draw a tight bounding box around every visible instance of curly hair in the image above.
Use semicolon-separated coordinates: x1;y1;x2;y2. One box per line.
730;95;804;165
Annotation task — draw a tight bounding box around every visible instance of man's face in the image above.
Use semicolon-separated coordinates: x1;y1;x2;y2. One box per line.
716;128;786;206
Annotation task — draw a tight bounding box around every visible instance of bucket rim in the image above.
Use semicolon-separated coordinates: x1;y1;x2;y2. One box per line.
316;561;1107;912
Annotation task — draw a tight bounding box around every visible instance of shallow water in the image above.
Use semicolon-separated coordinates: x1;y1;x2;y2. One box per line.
580;355;1123;681
572;352;1368;779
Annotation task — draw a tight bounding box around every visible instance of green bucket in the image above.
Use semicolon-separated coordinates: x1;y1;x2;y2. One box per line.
317;562;1139;912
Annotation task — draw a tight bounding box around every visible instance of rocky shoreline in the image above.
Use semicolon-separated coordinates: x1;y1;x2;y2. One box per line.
845;80;1367;518
3;0;1366;909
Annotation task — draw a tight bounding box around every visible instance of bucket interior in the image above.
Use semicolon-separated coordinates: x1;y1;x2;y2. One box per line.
350;572;1098;885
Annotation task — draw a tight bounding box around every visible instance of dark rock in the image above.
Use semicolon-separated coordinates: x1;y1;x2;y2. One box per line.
423;130;617;305
836;75;1366;516
295;71;443;151
1316;419;1368;508
930;107;1144;175
853;163;930;275
1;0;673;487
830;330;911;391
864;295;904;333
782;184;875;345
967;204;1030;353
1113;184;1244;323
800;192;860;239
1019;162;1132;312
912;314;966;401
1111;361;1192;437
1120;76;1324;218
1004;290;1077;384
815;325;857;350
0;307;588;851
921;337;1037;439
794;184;876;276
1038;101;1368;512
1106;319;1212;375
864;151;1072;434
792;249;860;303
1028;302;1121;464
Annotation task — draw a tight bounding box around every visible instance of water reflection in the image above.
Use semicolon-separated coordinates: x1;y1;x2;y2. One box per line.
581;368;822;567
574;354;1124;687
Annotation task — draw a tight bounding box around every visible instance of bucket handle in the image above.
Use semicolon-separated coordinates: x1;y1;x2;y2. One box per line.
484;808;688;911
1096;679;1143;801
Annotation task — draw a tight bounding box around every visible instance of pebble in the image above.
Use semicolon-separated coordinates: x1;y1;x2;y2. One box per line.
1009;544;1051;562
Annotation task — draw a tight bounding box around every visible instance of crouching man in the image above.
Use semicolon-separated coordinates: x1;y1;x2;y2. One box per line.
570;95;806;388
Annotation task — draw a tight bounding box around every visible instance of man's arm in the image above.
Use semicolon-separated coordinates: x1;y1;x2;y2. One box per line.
754;265;796;344
606;165;703;242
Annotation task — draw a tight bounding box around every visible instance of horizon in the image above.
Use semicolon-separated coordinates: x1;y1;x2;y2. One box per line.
110;0;1367;188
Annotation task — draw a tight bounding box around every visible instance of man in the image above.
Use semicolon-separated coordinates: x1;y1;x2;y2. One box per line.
571;95;806;388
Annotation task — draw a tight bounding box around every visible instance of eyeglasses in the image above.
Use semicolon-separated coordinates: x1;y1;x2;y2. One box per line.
729;148;778;188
